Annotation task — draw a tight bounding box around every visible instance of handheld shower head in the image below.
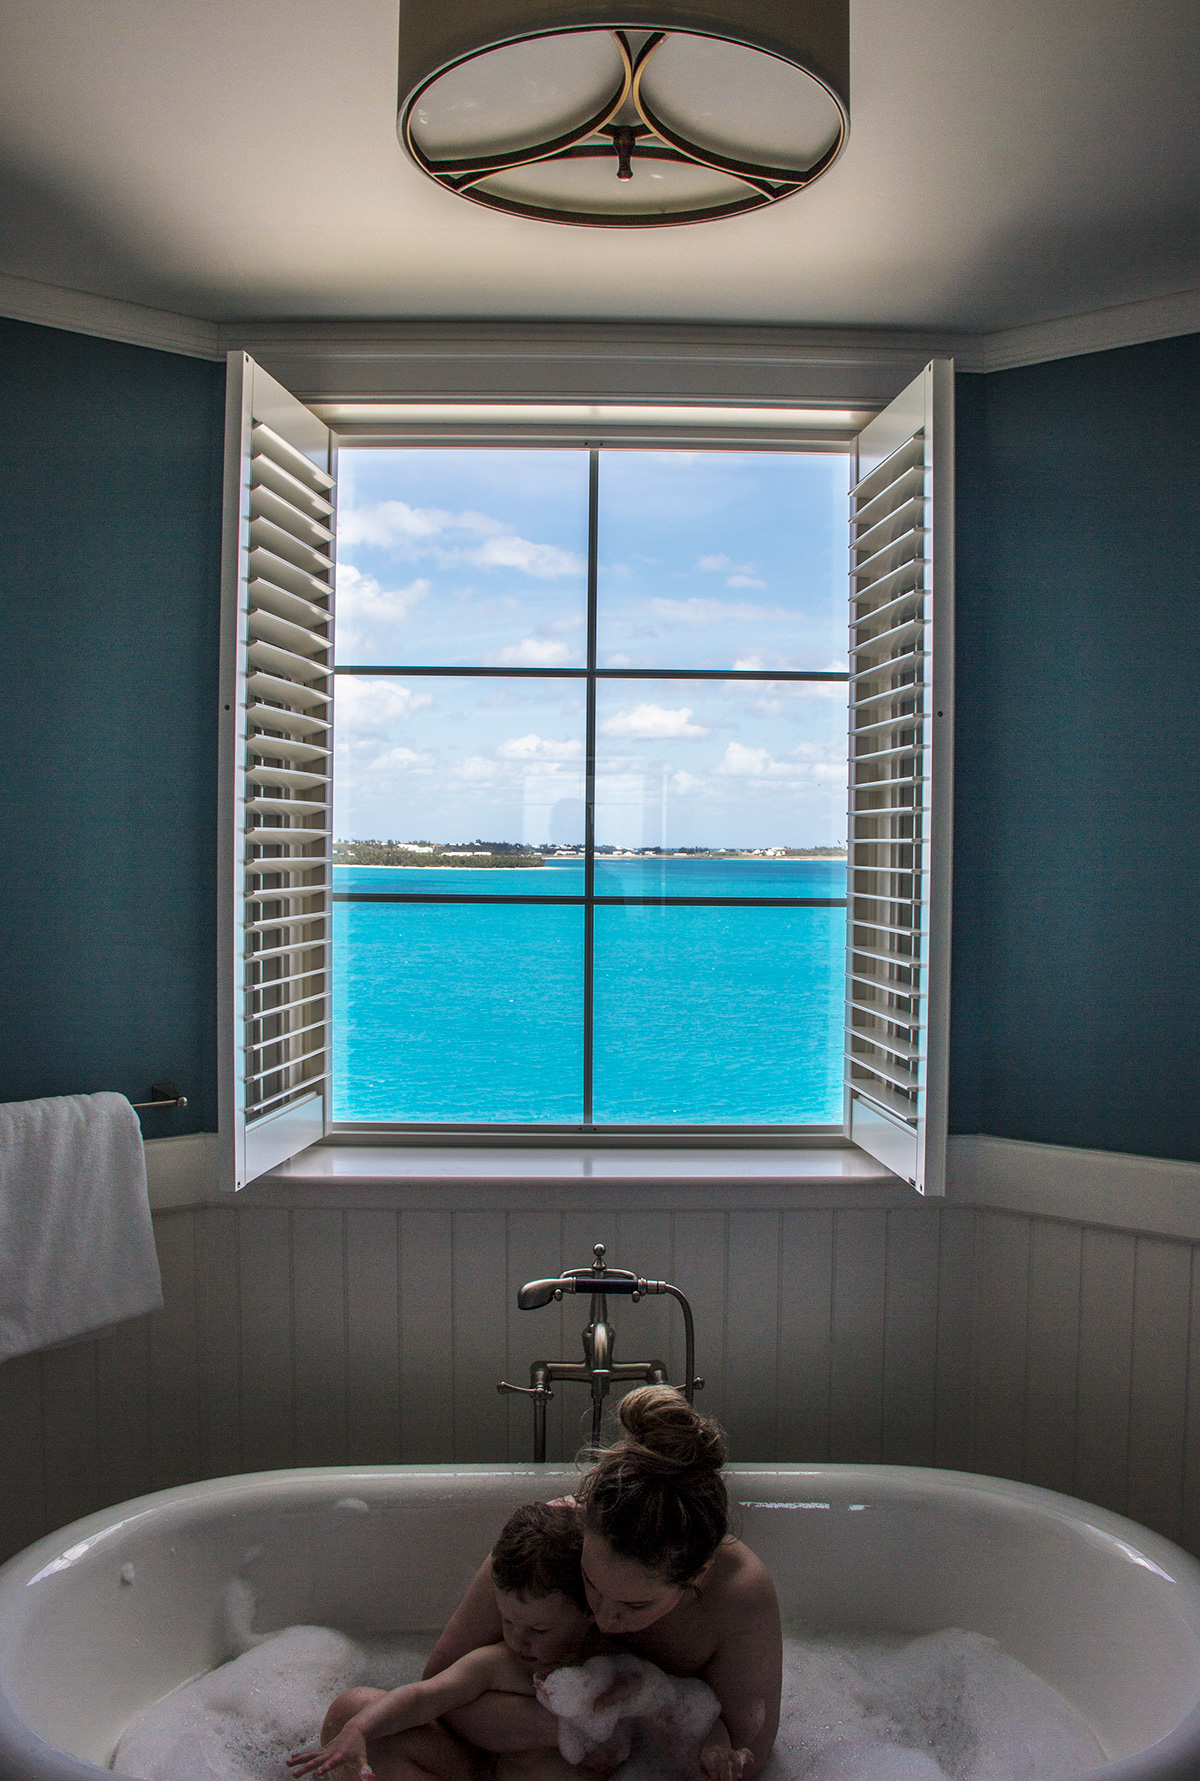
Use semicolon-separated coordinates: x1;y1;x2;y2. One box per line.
517;1279;565;1310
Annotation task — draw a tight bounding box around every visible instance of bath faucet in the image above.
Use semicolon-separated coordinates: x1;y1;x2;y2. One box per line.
498;1244;703;1461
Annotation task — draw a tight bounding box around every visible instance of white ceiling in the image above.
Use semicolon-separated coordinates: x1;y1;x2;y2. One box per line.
0;0;1196;333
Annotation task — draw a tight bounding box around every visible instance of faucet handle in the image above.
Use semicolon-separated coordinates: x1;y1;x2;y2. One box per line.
498;1380;554;1400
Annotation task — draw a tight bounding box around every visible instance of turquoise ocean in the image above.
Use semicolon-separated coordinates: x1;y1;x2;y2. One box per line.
332;858;847;1126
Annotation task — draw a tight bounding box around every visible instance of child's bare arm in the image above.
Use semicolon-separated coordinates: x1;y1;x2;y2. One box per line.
289;1647;509;1779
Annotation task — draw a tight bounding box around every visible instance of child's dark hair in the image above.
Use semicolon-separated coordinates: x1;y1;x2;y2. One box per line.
491;1500;587;1610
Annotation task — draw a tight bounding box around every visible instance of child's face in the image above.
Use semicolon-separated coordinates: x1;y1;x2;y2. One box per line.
495;1587;591;1667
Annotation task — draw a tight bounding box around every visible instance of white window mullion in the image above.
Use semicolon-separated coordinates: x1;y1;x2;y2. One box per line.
219;354;336;1192
844;361;954;1195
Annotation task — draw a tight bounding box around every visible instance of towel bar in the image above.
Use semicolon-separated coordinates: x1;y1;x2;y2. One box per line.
131;1083;188;1110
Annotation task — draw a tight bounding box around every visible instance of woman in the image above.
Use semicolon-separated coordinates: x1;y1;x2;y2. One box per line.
319;1387;781;1781
432;1387;781;1777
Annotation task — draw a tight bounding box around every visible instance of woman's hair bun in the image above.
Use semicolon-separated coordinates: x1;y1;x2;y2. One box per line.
578;1386;729;1582
616;1384;727;1474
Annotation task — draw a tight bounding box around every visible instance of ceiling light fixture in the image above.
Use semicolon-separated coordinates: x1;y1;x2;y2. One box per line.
396;0;849;227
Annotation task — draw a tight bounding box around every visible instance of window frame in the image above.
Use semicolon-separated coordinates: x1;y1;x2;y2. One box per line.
329;433;854;1143
221;369;951;1186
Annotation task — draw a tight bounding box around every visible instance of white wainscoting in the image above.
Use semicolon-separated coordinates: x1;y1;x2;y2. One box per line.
5;1168;1200;1570
947;1135;1200;1240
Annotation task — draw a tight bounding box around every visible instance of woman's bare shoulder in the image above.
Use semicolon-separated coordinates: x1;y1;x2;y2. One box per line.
708;1537;779;1618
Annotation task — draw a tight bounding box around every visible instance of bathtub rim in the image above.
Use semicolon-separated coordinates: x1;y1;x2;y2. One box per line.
3;1462;1200;1781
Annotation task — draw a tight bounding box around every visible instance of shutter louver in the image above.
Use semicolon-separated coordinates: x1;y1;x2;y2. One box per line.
844;362;954;1195
219;357;335;1191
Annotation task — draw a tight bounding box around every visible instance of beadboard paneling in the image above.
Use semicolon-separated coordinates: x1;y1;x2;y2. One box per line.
4;1197;1200;1569
1023;1218;1082;1495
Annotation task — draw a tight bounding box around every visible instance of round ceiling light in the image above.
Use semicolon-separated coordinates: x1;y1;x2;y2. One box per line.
396;0;849;226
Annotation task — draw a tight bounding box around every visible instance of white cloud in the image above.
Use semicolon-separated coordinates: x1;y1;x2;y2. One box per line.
468;537;583;579
335;563;430;626
716;740;847;782
457;755;498;782
603;653;634;668
338;500;466;547
671;770;704;795
695;554;767;591
494;637;575;667
334;676;433;730
495;733;584;761
717;742;775;777
600;704;708;740
370;745;433;774
649;596;783;624
339;499;584;579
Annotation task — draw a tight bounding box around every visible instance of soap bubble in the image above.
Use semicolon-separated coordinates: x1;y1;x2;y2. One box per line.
110;1619;1104;1781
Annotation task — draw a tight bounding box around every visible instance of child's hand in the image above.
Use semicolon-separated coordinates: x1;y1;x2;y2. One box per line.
700;1746;754;1781
287;1725;375;1780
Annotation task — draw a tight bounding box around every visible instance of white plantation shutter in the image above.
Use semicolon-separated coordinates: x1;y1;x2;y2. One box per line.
219;354;335;1191
844;361;954;1195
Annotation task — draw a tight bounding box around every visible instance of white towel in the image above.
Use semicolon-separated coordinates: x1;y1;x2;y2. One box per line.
0;1091;163;1362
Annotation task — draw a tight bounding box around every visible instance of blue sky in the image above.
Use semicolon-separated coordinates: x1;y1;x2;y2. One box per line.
333;448;850;848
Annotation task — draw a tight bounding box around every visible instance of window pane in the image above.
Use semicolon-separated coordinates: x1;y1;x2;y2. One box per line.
336;449;589;666
333;904;583;1121
335;674;586;886
593;677;847;889
596;451;849;671
592;905;845;1124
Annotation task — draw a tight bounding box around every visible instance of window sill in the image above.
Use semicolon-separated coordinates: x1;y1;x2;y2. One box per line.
235;1141;914;1210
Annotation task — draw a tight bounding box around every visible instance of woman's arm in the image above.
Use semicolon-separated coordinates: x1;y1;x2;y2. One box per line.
424;1557;561;1754
423;1560;504;1677
699;1563;782;1776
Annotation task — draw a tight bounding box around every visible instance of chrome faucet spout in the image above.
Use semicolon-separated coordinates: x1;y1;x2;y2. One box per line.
505;1243;702;1461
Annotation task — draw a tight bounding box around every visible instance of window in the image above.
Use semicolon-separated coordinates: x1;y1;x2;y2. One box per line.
331;445;850;1130
219;360;952;1192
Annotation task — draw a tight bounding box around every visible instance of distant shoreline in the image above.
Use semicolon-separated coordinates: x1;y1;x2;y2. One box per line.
336;853;848;868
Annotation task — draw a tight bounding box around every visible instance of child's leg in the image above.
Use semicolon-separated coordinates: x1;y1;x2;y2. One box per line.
320;1693;492;1781
368;1724;493;1781
497;1750;590;1781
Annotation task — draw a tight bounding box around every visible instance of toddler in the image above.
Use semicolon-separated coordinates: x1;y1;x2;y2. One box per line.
288;1502;592;1781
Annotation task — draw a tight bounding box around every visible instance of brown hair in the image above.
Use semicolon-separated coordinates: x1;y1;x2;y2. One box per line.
491;1500;587;1609
576;1385;729;1586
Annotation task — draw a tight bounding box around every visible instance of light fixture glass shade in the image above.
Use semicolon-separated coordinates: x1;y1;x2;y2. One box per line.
397;0;849;226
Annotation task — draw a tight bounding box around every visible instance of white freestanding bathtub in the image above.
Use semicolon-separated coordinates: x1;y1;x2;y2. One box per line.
1;1465;1200;1781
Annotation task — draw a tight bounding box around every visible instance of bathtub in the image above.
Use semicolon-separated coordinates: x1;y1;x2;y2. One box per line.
1;1464;1200;1781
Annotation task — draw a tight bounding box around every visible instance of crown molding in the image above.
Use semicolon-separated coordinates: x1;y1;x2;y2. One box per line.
976;286;1200;373
220;320;966;409
0;270;222;360
1;270;1196;390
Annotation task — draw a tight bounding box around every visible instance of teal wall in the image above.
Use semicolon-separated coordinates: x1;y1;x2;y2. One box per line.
1;317;1196;1160
949;335;1200;1159
0;318;224;1134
